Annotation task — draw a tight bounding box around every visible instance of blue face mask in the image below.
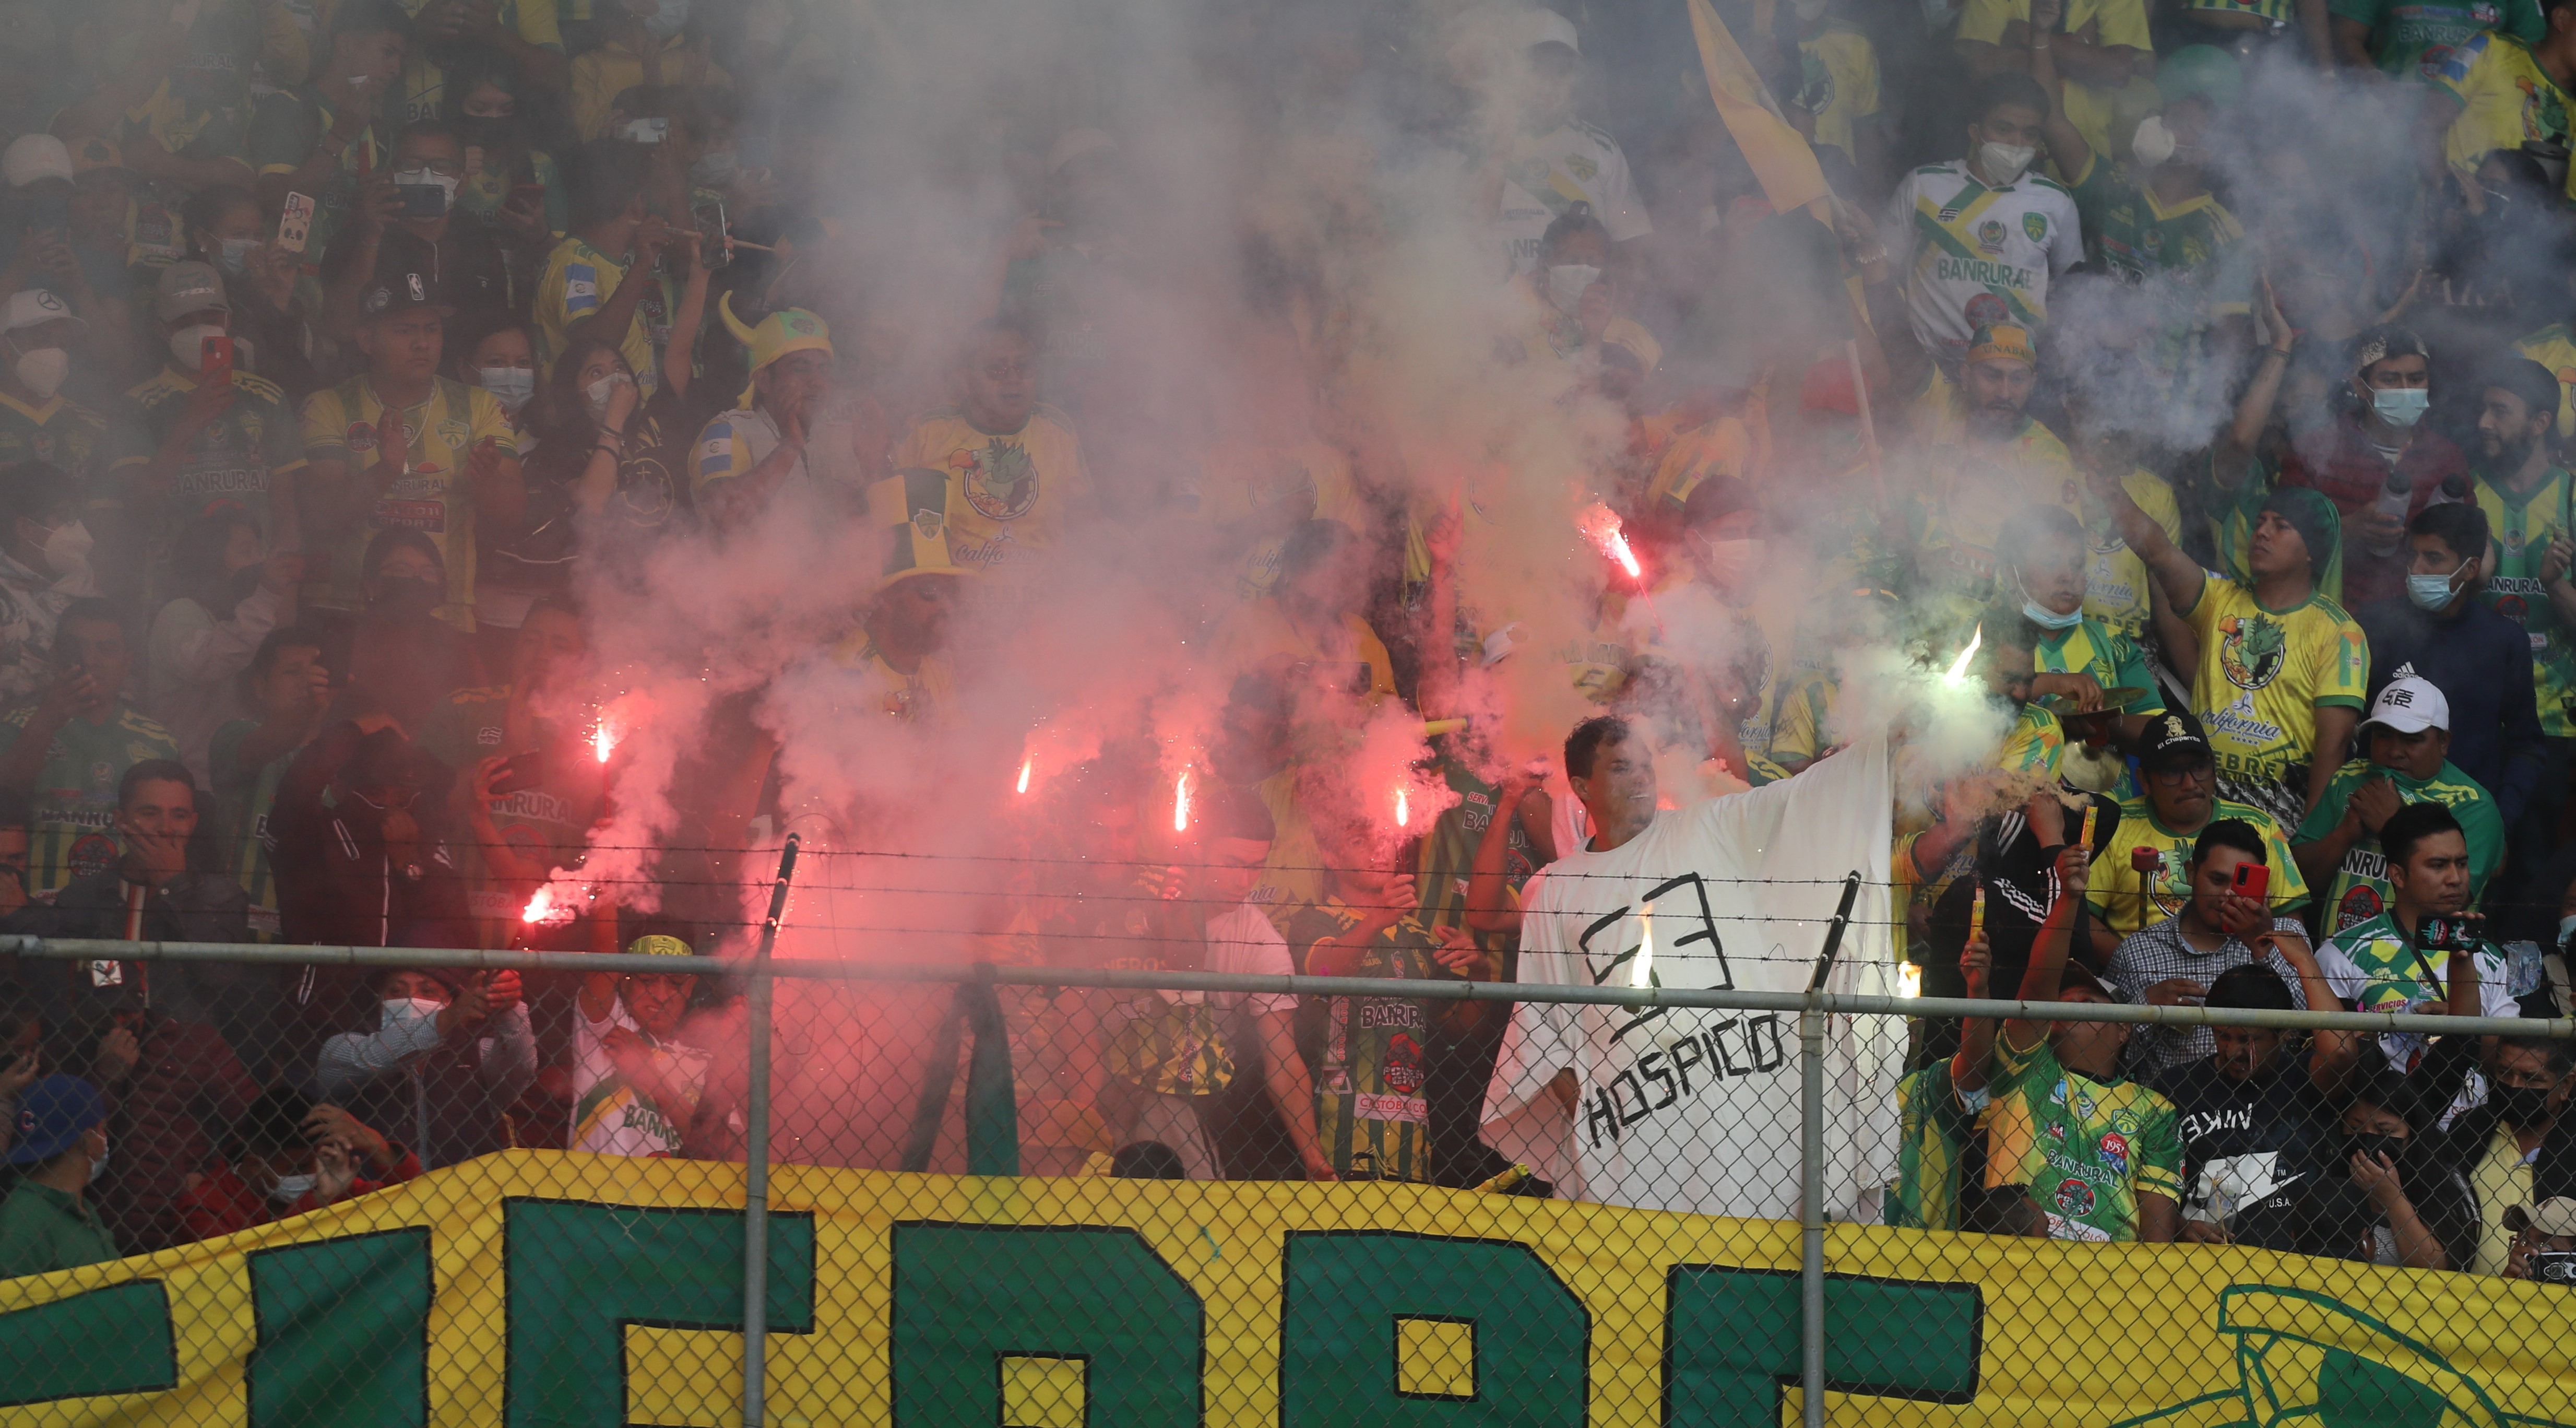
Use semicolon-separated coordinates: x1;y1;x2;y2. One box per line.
2559;913;2576;950
2021;598;2083;631
2406;558;2467;611
2371;386;2430;428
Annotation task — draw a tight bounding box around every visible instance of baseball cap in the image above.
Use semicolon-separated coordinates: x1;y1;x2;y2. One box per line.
154;261;231;322
358;268;450;321
3;287;84;336
2157;44;2243;109
2139;708;2213;768
2360;672;2449;737
1;134;70;188
5;1075;105;1165
67;136;130;179
1966;323;2036;369
626;934;695;958
2506;1198;2576;1237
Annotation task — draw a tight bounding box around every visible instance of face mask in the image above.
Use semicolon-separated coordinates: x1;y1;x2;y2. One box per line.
642;0;689;37
41;518;91;576
584;371;632;421
2492;1082;2558;1127
2406;559;2469;611
2557;913;2576;951
214;237;258;275
381;995;443;1028
88;1141;108;1181
1976;140;2037;184
169;323;225;371
690;148;738;187
1702;536;1760;586
11;345;66;400
477;365;535;414
1545;263;1600;316
2345;1130;2406;1170
2131;114;2177;166
2371;386;2430;428
374;576;442;616
391;168;459;213
267;1172;317;1203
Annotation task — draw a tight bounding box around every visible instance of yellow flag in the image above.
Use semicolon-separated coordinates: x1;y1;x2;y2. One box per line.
1684;0;1831;216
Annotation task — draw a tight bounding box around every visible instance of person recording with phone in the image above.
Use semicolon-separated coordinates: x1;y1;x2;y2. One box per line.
319;123;515;343
316;963;535;1169
2318;800;2515;1073
2502;1198;2576;1281
2107;819;2328;1077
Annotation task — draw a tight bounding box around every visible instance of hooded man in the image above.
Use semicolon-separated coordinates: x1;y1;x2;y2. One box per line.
692;294;833;527
2092;466;2366;828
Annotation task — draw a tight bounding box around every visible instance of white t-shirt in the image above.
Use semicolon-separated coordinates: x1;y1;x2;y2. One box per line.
572;1002;713;1157
1494;121;1653;276
1482;734;1900;1217
1885;159;2083;369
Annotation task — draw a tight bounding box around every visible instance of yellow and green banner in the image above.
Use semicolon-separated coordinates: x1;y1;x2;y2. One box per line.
4;1151;2574;1425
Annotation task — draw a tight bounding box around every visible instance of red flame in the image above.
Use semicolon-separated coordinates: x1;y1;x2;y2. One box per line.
1017;758;1032;795
1577;503;1644;582
1173;770;1191;832
593;725;615;764
521;886;556;924
1395;786;1410;827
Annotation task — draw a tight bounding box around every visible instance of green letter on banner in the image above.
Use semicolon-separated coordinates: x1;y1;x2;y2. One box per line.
0;1281;174;1407
247;1228;432;1427
1666;1267;1979;1426
504;1199;814;1427
891;1224;1202;1426
1279;1232;1587;1426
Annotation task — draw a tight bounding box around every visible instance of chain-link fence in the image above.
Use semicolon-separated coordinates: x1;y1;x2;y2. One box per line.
3;860;2575;1424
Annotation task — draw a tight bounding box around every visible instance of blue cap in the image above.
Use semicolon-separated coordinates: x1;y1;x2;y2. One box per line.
6;1075;105;1165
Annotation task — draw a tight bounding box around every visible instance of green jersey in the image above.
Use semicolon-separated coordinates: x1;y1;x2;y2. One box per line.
0;699;181;895
1279;900;1440;1184
2064;155;2254;386
1885;1060;1983;1231
2330;0;2546;79
2032;615;2165;715
1410;759;1532;968
1985;1034;2184;1242
2474;466;2576;736
2296;759;2504;934
0;1180;117;1279
0;391;104;497
104;365;307;609
208;717;290;940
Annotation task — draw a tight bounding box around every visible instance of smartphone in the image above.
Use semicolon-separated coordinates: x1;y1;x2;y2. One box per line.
2420;915;2480;953
394;180;448;219
277;192;316;255
199;332;233;387
2130;846;2164;874
621;117;669;144
28;189;67;238
491;749;547;796
2533;1252;2576;1285
690;197;730;270
2231;861;2269;902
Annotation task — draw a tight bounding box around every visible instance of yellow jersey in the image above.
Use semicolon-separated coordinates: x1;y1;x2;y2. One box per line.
2084;795;2307;940
1639;408;1755;518
2433;33;2574;181
1952;0;2155;164
299;376;516;628
1795;22;1882;165
2513;320;2576;440
1909;402;2082;602
1186;439;1359;600
2185;577;2368;796
1209;599;1397;711
533;236;673;395
2082;467;2181;644
892;404;1091;575
826;628;956;725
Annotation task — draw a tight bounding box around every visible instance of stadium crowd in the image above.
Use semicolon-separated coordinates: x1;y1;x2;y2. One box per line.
0;0;2572;1293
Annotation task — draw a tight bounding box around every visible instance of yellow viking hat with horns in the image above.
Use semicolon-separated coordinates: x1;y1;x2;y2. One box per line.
718;291;834;407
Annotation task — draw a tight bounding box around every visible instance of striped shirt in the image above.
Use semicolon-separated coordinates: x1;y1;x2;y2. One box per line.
2106;914;2312;1076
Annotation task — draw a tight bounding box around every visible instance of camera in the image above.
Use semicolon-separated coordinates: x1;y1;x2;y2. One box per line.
2531;1251;2576;1285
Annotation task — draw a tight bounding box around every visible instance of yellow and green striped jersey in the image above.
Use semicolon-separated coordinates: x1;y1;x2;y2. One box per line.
2032;616;2165;717
1985;1034;2185;1242
2082;467;2181;644
1280;900;1440;1184
2475;465;2576;736
2295;759;2507;934
0;700;181;896
1886;1060;1981;1231
2433;33;2574;181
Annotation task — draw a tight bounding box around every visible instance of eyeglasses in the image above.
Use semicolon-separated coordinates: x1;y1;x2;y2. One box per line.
980;361;1031;381
2146;765;2213;786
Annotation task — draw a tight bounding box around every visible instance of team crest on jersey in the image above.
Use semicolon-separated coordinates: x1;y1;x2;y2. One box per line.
2335;883;2384;931
2508;525;2528;552
2053;1178;2096;1217
1384;1030;1426;1093
2023;212;2048;244
437;419;469;450
2217;612;2287;691
1964;292;2010;329
29;433;51;461
1976;219;2008;255
954;438;1040;522
1564;154;1598;182
347;421;379;455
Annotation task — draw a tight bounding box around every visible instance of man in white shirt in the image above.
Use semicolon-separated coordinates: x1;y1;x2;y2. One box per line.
1468;8;1653;276
572;929;712;1158
1482;714;1897;1215
1885;71;2084;375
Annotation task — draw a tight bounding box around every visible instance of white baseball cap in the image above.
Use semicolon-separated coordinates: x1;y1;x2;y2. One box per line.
2;134;71;188
3;288;83;335
2361;672;2449;736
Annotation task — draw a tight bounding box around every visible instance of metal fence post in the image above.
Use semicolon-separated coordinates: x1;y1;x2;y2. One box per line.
742;834;801;1428
1800;871;1860;1428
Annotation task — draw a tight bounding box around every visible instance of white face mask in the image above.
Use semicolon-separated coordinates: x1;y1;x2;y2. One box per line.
583;371;633;420
1545;263;1601;316
169;323;226;372
267;1171;318;1203
478;366;535;414
2557;913;2575;948
42;518;91;576
1703;535;1761;586
1976;140;2037;184
2131;114;2177;166
11;344;67;399
381;995;443;1029
88;1137;108;1181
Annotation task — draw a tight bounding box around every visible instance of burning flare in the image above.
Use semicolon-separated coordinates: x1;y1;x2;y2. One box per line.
1631;901;1656;989
1576;503;1644;582
1395;786;1410;828
1017;758;1032;795
522;884;562;925
592;724;616;764
1173;770;1191;832
1943;623;1984;685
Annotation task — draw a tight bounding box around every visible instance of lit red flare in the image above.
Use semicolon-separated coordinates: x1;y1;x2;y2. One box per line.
1017;758;1032;795
1173;770;1191;832
592;725;616;764
1577;503;1644;582
522;885;558;925
1395;786;1410;828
